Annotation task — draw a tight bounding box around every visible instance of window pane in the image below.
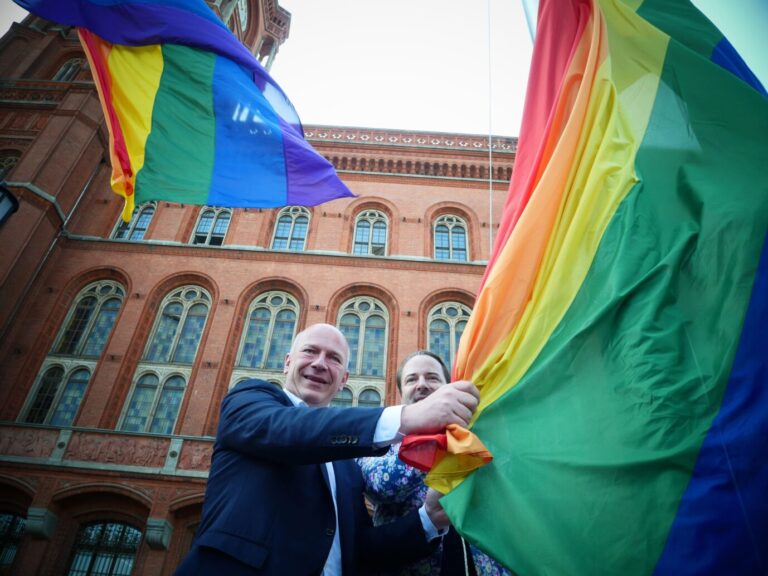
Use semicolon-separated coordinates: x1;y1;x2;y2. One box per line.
172;303;208;364
361;315;386;376
130;206;154;240
331;387;353;408
193;211;214;244
265;309;296;369
49;368;90;426
149;376;185;434
353;221;370;254
239;307;271;368
25;367;64;424
0;513;25;569
339;314;361;373
121;374;158;432
358;389;381;408
429;319;451;369
67;522;141;576
82;298;121;357
113;221;130;240
272;215;292;249
57;297;97;355
145;302;182;362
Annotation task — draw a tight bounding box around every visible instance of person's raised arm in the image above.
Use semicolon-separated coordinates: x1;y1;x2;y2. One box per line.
399;380;479;435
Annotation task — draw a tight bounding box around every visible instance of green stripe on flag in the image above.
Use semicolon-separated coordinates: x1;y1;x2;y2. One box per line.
135;44;216;205
442;27;767;576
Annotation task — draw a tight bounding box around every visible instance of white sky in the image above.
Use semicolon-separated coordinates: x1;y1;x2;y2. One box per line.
1;0;766;138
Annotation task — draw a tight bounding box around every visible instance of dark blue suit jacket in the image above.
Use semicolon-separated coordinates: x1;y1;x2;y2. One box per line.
175;380;433;575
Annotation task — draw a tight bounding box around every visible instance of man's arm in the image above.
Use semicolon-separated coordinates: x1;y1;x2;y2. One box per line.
217;380;387;464
358;447;426;505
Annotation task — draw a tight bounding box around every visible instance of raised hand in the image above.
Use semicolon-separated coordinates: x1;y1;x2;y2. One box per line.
399;380;479;435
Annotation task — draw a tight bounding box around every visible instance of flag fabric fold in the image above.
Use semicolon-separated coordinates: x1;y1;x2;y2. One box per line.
16;0;353;220
402;0;768;573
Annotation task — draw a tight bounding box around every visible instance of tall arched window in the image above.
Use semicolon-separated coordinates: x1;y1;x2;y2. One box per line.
237;291;299;371
54;281;125;358
0;513;25;572
353;210;388;256
191;207;231;246
53;58;85;82
120;286;209;432
434;215;468;261
143;286;210;364
271;206;310;251
66;521;142;576
20;281;125;426
112;202;155;241
428;302;472;372
337;297;388;377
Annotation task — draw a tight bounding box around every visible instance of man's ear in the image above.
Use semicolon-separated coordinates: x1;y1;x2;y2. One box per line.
283;353;291;375
338;370;349;390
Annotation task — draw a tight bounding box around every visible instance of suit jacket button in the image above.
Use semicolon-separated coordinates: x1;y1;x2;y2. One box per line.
325;528;335;536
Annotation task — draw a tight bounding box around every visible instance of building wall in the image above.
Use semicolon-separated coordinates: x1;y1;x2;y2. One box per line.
0;4;516;574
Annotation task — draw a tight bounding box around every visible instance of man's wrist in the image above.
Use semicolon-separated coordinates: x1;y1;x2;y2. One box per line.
373;405;404;446
418;504;448;541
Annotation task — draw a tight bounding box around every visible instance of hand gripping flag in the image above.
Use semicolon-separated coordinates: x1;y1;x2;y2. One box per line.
401;0;768;574
14;0;353;221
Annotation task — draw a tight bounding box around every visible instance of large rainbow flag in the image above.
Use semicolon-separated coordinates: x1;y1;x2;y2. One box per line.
15;0;353;221
405;0;768;573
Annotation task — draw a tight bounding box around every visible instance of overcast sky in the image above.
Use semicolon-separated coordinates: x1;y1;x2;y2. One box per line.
0;0;765;138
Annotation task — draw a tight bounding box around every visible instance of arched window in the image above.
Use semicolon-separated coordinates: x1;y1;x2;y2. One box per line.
66;521;142;576
23;366;91;426
434;215;468;261
120;372;186;434
0;513;25;572
337;297;388;377
353;210;388;256
112;202;155;241
271;206;310;251
358;388;381;408
428;302;472;372
54;281;125;358
237;291;299;370
331;387;353;408
53;58;85;82
0;151;20;180
191;207;231;246
144;286;210;364
20;281;124;426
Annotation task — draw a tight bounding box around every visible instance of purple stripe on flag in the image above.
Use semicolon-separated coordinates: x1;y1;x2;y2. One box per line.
278;117;355;206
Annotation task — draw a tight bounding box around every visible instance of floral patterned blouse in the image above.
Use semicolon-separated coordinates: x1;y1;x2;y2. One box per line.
357;444;511;576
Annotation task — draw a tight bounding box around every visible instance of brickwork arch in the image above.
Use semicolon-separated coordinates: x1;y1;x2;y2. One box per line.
417;288;476;350
341;196;400;255
423;202;481;261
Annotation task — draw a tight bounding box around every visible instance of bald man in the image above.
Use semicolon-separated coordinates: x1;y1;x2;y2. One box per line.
176;323;479;576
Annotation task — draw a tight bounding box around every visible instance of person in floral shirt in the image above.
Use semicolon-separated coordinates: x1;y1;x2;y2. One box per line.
358;351;510;576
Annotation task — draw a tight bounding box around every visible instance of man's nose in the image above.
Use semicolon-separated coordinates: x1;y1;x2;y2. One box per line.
310;352;329;369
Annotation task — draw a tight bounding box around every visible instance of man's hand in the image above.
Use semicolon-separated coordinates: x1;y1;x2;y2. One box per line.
399;380;479;435
425;488;450;530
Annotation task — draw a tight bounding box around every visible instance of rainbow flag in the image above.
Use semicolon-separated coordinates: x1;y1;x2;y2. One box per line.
412;0;768;573
15;0;353;221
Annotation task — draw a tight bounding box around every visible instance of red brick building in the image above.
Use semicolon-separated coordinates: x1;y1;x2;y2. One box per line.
0;2;516;574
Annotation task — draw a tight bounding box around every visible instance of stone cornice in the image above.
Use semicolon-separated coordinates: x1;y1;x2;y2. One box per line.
304;125;517;154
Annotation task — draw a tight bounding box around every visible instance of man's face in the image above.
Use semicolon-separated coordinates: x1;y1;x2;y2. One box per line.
400;355;447;405
284;324;350;407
